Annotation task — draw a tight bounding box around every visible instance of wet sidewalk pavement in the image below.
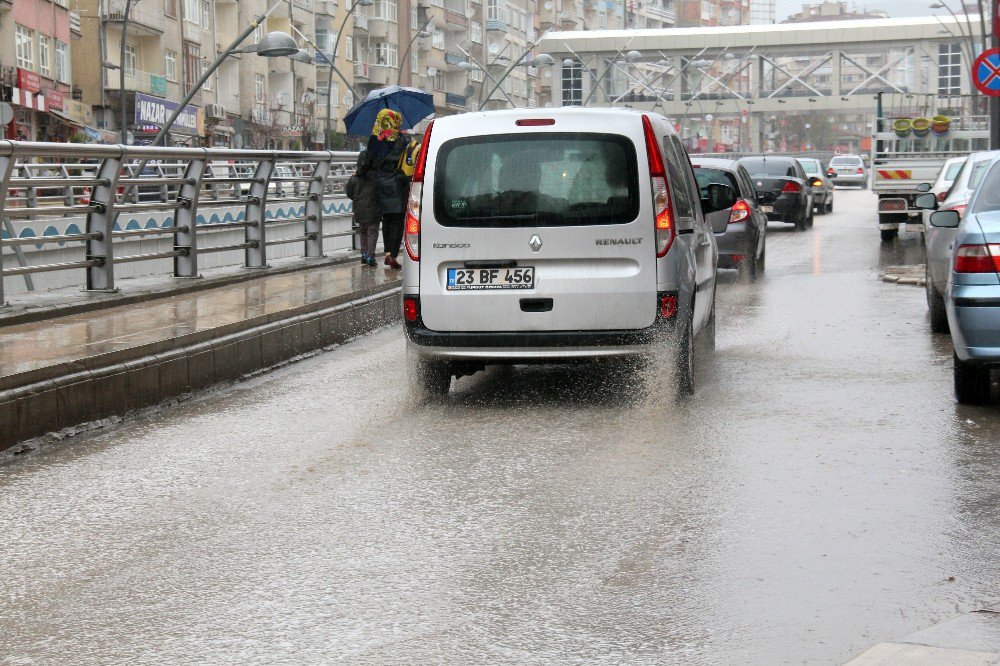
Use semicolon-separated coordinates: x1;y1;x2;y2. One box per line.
847;606;1000;664
0;258;402;448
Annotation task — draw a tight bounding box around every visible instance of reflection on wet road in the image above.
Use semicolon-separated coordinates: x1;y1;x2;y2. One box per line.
1;190;998;664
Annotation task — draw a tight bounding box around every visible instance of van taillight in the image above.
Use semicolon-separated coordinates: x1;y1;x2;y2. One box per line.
405;121;433;262
729;199;750;224
781;181;802;193
642;115;674;257
404;182;421;261
954;244;1000;273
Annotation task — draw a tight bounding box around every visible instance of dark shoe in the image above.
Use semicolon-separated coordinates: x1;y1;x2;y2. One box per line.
360;253;369;264
385;254;402;269
364;256;377;267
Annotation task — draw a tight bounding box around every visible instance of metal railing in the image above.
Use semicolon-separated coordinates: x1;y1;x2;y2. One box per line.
0;141;359;306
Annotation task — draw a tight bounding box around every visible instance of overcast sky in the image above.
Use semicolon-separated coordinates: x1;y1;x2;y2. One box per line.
774;0;939;21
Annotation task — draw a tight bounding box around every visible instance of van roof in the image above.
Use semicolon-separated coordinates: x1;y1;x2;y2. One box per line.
429;106;671;134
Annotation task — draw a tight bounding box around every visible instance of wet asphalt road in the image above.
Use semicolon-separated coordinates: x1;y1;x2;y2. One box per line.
2;189;999;664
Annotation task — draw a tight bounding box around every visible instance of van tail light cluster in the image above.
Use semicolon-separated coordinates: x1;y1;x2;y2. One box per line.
781;181;803;194
404;121;433;262
954;244;1000;273
403;296;420;322
729;199;751;224
658;292;678;320
641;115;675;258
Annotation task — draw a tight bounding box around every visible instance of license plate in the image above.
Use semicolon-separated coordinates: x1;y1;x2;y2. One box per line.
761;205;774;213
839;169;853;174
447;267;535;290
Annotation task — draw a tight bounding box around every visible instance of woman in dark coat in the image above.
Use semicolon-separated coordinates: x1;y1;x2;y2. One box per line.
367;109;410;269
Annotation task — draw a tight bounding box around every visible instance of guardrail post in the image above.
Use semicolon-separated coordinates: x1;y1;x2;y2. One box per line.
174;151;207;278
85;150;123;292
244;155;273;269
0;153;15;306
305;157;331;259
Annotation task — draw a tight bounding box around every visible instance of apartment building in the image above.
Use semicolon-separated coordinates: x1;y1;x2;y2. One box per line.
0;0;83;141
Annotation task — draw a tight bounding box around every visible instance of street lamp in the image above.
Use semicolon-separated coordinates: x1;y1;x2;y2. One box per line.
325;0;374;148
398;18;434;85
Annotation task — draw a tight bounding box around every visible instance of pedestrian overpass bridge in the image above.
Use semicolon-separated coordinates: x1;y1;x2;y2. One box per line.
536;15;985;151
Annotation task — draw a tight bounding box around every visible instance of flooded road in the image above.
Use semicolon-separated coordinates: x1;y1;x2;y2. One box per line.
2;189;998;664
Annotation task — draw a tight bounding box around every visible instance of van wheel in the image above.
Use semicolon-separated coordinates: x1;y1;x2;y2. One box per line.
757;244;766;274
954;354;991;405
676;312;695;396
703;301;717;353
408;354;451;399
926;269;950;334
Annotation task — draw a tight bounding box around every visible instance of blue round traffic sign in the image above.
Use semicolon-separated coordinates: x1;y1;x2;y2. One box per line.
973;48;1000;96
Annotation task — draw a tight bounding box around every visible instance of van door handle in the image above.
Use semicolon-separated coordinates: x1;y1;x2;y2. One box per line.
520;298;553;313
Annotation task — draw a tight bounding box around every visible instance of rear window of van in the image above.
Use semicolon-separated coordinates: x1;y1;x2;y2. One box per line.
433;133;639;227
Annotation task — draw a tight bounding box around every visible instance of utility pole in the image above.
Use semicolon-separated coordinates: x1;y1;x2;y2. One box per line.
992;7;1000;149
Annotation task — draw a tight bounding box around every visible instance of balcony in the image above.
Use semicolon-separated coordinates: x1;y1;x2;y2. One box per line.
444;52;464;66
70;11;82;37
354;63;371;80
104;0;165;35
104;68;168;96
486;18;507;31
353;13;368;31
367;17;390;39
445;92;466;108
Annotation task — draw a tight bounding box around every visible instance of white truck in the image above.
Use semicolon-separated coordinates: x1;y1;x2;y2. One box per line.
871;114;989;242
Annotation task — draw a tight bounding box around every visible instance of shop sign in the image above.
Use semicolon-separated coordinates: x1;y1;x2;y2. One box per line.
150;75;167;96
65;100;93;125
134;92;202;135
17;69;41;94
45;89;64;110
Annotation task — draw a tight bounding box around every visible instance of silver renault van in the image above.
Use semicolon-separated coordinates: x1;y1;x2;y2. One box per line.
401;108;733;396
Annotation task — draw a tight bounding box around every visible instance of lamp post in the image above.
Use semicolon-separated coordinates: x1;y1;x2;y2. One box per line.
119;0;139;143
325;0;374;149
398;18;434;85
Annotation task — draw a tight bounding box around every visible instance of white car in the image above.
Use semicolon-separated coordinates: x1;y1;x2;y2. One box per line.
401;108;735;396
929;156;967;205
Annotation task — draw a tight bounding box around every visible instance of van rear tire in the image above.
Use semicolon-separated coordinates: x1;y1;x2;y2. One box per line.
676;313;695;396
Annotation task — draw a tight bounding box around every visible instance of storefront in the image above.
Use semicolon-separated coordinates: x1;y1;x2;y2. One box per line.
133;92;205;146
6;69;47;141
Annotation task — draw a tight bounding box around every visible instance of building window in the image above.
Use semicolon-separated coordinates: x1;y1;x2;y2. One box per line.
165;0;177;17
123;44;137;77
15;25;34;70
183;0;201;24
469;67;484;83
562;61;583;105
38;36;51;79
184;42;201;93
55;41;69;83
412;52;419;74
374;42;398;67
411;6;418;29
487;0;506;21
938;43;962;95
255;74;266;102
470;20;482;43
201;60;212;90
165;50;178;81
200;0;210;28
332;82;340;108
346;36;354;61
432;29;444;49
373;0;397;21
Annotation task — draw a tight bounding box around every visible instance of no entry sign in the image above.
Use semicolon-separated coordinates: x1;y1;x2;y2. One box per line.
973;48;1000;96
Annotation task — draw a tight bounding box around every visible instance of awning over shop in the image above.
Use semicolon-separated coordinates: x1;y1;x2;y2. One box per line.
48;108;85;129
9;87;47;112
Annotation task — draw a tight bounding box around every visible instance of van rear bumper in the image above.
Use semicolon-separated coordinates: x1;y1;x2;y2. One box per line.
404;322;671;360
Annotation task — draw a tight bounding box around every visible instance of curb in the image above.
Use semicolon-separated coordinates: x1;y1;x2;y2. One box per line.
0;283;401;452
846;608;1000;665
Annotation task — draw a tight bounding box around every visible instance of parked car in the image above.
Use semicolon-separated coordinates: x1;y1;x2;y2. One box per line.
402;108;735;396
796;157;833;214
738;156;814;230
921;151;1000;333
692;157;767;281
922;156;1000;403
929;156;967;205
827;154;867;188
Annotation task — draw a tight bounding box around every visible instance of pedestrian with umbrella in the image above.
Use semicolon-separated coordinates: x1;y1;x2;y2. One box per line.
343;86;435;269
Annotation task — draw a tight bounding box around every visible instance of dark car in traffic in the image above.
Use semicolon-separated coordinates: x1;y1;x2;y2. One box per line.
693;157;768;281
738;156;815;231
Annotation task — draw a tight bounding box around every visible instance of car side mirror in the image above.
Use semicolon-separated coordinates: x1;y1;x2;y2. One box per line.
916;182;931;192
914;192;938;210
810;177;822;187
702;183;737;214
930;210;961;228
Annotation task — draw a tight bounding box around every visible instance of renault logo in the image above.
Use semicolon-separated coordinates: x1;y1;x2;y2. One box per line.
529;234;542;252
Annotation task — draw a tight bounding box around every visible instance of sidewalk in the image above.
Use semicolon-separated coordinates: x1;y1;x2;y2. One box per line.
0;258;402;450
847;606;1000;665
